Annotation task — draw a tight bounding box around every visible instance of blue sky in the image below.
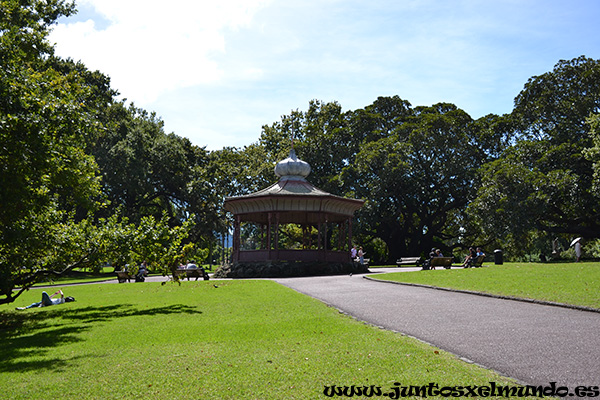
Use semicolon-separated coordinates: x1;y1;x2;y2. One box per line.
50;0;600;150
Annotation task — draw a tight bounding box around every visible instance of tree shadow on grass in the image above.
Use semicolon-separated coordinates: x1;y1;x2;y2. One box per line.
54;303;203;324
0;324;90;373
0;303;202;373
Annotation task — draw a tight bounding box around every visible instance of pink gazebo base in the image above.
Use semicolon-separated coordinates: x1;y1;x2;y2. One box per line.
213;259;368;279
237;249;349;263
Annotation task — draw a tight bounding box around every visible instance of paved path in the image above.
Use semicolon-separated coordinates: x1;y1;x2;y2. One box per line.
273;269;600;388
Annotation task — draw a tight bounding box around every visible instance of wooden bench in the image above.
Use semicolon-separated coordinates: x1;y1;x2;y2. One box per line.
463;254;486;268
430;257;454;269
471;255;485;268
396;257;422;267
174;268;209;281
116;271;132;283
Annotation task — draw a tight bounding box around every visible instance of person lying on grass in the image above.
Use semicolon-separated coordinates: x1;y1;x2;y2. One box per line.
16;290;75;310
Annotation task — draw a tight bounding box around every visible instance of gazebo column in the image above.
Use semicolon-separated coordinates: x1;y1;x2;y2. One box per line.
322;215;328;261
274;212;280;259
325;215;329;251
233;215;241;263
348;217;353;261
266;213;272;259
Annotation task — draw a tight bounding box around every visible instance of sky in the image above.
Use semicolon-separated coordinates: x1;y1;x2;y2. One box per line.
49;0;600;150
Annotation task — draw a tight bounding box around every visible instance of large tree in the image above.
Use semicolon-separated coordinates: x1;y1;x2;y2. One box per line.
471;56;600;253
90;99;229;250
251;98;507;262
0;0;108;302
345;100;500;260
0;0;202;304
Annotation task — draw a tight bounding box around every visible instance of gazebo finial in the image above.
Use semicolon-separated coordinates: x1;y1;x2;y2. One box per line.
290;109;296;151
274;109;310;179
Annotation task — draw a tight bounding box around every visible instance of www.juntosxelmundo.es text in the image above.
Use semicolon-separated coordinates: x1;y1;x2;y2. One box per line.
323;382;599;398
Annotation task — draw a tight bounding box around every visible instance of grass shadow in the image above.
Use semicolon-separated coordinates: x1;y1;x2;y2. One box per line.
0;324;90;372
0;303;202;373
52;303;202;324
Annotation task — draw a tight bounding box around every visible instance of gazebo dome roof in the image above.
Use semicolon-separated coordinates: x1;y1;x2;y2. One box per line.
224;148;364;224
274;148;311;180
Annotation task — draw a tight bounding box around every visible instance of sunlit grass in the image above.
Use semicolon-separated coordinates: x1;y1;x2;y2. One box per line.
0;280;538;399
372;262;600;309
28;264;216;287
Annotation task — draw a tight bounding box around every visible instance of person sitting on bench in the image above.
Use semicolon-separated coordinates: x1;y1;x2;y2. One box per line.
462;247;477;268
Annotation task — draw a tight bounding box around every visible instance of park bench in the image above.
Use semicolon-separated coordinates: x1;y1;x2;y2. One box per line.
470;255;485;268
115;271;132;283
430;257;454;269
395;257;422;267
463;255;485;268
174;267;209;281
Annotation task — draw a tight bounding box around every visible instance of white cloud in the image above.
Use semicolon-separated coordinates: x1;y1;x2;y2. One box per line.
48;0;600;150
50;0;271;102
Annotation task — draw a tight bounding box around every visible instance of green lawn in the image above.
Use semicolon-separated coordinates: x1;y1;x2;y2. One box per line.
0;280;538;399
371;262;600;309
28;264;216;287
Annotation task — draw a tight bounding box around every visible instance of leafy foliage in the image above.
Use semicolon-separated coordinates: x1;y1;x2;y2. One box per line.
348;102;491;260
0;0;103;303
255;98;509;261
585;113;600;194
0;0;205;304
91;102;222;243
470;57;600;255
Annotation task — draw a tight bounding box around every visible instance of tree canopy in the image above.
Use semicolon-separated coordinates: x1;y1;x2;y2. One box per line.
2;0;600;304
237;57;600;261
0;0;209;304
470;57;600;255
1;0;104;302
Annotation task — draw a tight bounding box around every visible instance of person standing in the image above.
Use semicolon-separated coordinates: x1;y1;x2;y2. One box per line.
358;247;365;265
575;241;582;262
350;245;357;260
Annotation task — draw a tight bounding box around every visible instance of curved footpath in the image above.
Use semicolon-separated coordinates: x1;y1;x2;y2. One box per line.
273;268;600;389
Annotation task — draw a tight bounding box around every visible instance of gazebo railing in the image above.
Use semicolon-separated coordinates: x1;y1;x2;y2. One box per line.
238;249;350;263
